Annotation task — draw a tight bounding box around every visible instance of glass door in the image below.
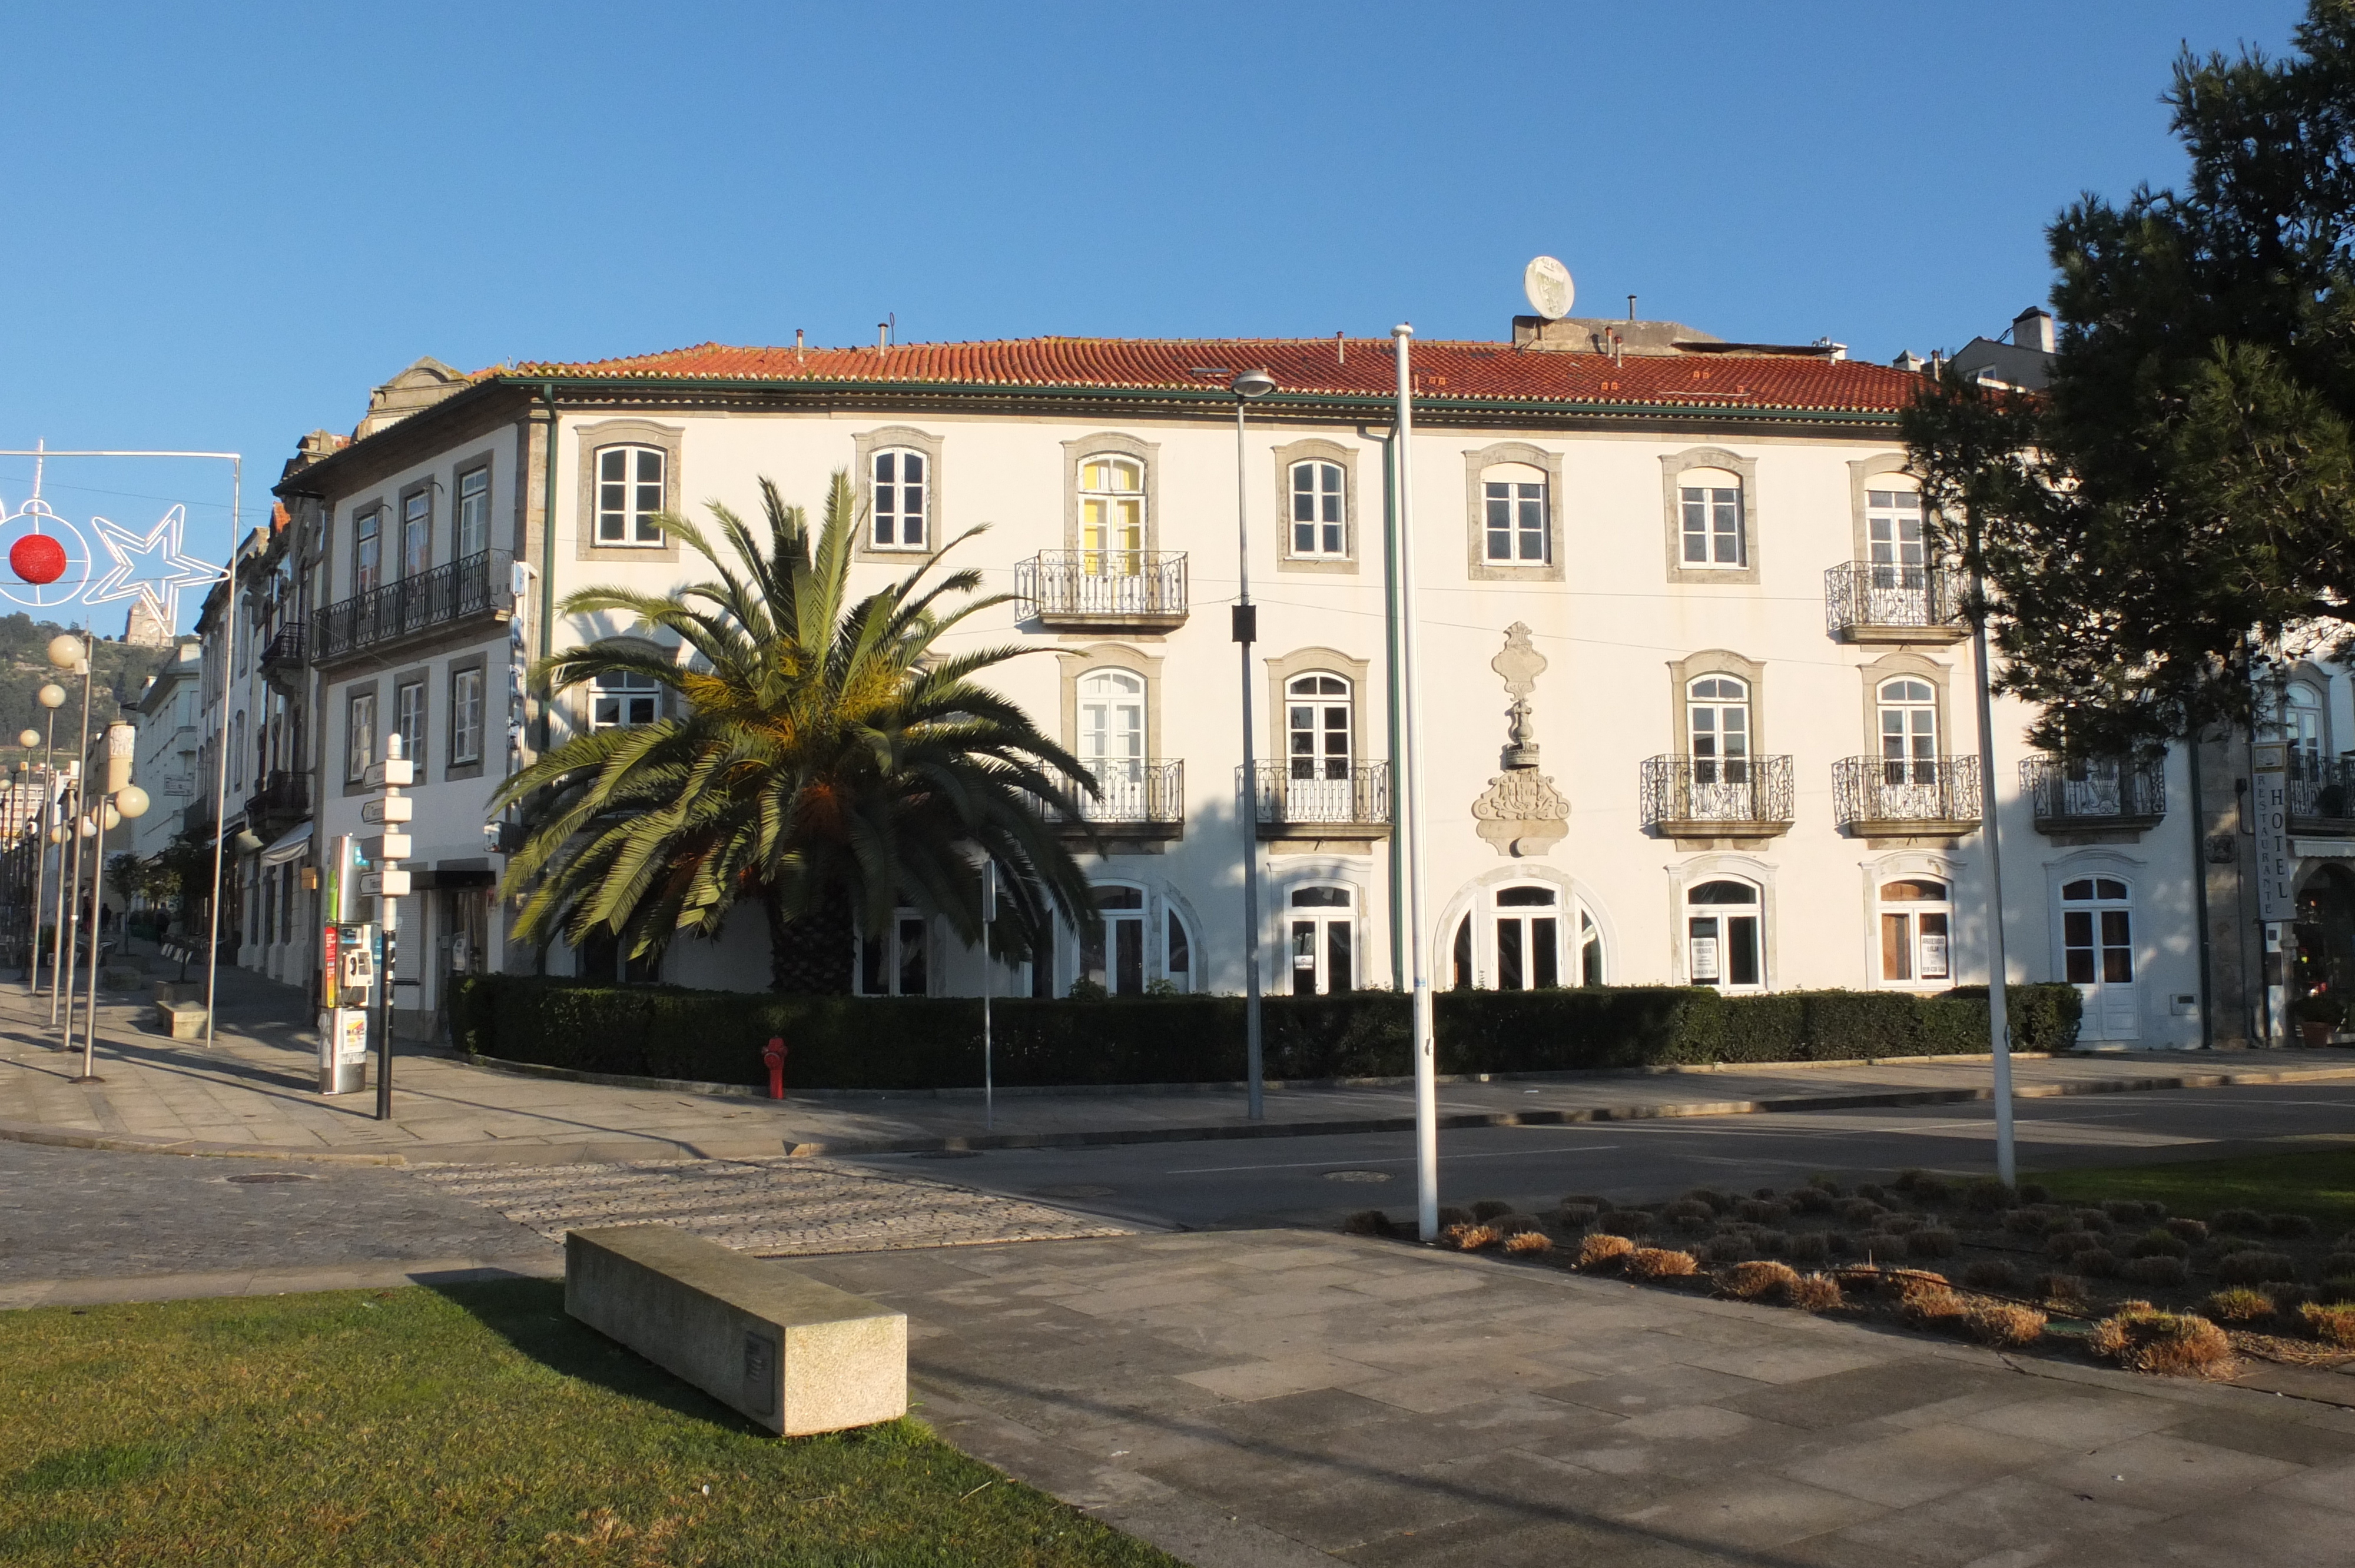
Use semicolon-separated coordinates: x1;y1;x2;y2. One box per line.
1286;886;1353;995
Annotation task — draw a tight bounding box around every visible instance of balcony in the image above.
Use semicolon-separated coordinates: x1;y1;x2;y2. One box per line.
1823;562;1967;643
1014;552;1188;633
1036;759;1185;843
2288;756;2355;835
1248;762;1390;842
1639;755;1796;842
243;769;310;829
312;550;515;666
2024;756;2165;835
1833;755;1984;836
257;623;308;697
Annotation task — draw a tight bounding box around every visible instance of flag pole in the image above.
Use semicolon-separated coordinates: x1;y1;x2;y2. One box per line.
1390;325;1438;1241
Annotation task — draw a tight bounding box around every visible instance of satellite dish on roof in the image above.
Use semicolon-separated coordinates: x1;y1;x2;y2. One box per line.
1524;256;1574;321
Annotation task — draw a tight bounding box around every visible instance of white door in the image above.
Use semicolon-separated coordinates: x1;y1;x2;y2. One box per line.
1287;886;1354;994
2060;876;2140;1041
1685;676;1753;819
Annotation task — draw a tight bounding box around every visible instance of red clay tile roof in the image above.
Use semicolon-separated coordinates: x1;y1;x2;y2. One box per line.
498;337;1923;416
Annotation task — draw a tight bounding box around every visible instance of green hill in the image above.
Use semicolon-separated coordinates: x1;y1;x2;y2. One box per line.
0;613;175;755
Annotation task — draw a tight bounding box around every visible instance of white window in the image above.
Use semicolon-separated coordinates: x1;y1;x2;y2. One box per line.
1686;879;1762;989
396;679;426;770
1078;456;1145;575
595;446;666;546
2284;682;2326;782
1289;460;1345;557
870;449;928;550
1164;906;1193;993
591;669;658;729
2061;875;2139;1041
1081;885;1147;995
1866;487;1925;584
456;466;490;559
1686;676;1751;785
1679;469;1745;567
858;909;930;996
1878;877;1952;985
1077;667;1146;810
1286;885;1354;995
1878;677;1939;783
353;510;381;596
450;668;484;765
1450;887;1604;989
401;490;430;577
1482;463;1549;564
1286;673;1352;782
345;691;376;782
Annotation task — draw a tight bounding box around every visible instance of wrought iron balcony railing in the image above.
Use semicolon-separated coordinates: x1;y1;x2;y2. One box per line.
2288;755;2355;825
1036;759;1185;826
1823;561;1966;641
257;623;308;669
1833;755;1985;830
312;550;514;664
1640;754;1796;834
2023;756;2166;829
1248;762;1391;832
1014;551;1188;629
243;769;310;823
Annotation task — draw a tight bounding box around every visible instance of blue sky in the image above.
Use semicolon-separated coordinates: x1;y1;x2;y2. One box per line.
0;0;2310;617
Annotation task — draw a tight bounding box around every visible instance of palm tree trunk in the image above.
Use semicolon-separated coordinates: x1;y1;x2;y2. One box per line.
765;885;854;994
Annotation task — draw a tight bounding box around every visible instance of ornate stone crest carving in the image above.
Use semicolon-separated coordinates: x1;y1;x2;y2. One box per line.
1472;622;1569;855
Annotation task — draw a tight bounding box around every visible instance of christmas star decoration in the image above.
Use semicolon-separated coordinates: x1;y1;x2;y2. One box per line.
85;505;225;629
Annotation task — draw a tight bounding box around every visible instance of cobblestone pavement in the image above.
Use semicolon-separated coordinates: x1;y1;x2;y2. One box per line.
408;1155;1136;1255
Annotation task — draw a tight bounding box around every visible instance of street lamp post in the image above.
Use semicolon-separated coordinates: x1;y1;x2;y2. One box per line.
49;636;91;1038
1231;367;1275;1120
71;722;148;1083
1389;325;1439;1241
32;684;64;1001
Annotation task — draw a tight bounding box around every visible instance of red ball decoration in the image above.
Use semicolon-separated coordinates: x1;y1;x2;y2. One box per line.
9;533;65;586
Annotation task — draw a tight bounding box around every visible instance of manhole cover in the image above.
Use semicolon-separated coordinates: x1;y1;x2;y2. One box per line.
1324;1170;1393;1183
225;1172;318;1184
1031;1184;1116;1199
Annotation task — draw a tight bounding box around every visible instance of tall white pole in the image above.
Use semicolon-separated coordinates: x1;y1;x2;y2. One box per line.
203;459;241;1048
77;777;109;1081
1966;524;2018;1187
1235;393;1265;1121
1392;325;1438;1240
28;710;54;993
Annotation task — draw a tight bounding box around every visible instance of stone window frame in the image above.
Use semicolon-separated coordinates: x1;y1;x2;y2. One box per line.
1062;433;1161;554
1860;848;1961;991
341;680;380;795
1056;642;1163;759
1272;437;1361;575
451;448;497;563
1859;649;1953;762
1462;441;1566;583
852;424;946;563
1263;646;1372;776
1666;853;1778;989
575;418;685;563
1660;446;1762;586
1667;649;1767;759
1847;451;1922;564
392;665;429;775
445;652;490;781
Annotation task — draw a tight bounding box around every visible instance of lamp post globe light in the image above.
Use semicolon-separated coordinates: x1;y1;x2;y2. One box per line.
1231;367;1275;1120
46;633;92;1037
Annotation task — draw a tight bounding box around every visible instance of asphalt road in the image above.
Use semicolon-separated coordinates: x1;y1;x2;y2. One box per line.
844;1082;2355;1231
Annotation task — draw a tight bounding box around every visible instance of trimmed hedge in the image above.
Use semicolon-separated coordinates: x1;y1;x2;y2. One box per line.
450;976;2081;1091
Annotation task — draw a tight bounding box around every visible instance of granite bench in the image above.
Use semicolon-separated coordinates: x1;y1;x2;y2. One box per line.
564;1224;906;1437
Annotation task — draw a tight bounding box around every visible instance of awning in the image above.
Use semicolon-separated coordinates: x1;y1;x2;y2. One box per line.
258;822;314;866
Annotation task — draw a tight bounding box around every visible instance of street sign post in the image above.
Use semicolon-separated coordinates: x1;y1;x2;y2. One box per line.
367;736;410;1120
2253;742;2293;1045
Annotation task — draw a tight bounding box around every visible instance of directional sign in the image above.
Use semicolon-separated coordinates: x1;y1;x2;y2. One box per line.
364;758;414;789
360;796;414;825
362;832;412;862
360;869;412;898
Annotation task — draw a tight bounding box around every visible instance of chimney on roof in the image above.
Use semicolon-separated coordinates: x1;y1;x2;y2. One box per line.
878;321;888;353
1892;350;1927;373
2013;307;2058;354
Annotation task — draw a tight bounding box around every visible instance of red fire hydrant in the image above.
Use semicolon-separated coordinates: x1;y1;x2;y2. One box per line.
762;1037;787;1101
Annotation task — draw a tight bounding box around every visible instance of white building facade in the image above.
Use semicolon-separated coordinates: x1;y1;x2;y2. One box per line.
273;323;2214;1047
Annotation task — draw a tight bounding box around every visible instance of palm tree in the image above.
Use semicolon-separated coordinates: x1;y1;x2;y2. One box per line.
492;469;1099;992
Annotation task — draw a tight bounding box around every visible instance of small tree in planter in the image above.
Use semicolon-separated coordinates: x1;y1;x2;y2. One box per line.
2294;991;2344;1048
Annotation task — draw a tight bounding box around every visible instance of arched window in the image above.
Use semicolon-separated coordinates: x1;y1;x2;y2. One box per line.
1686;878;1762;989
1686;675;1751;785
1288;885;1354;995
1290;460;1345;558
591;669;659;729
1481;462;1549;564
1079;456;1145;576
1679;468;1745;567
870;448;928;550
1450;884;1604;991
1081;884;1147;995
1878;877;1952;985
595;446;666;546
2285;683;2326;781
1077;668;1146;812
1878;678;1939;783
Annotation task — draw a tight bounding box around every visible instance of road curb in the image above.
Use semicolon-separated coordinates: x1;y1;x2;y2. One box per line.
0;1120;412;1166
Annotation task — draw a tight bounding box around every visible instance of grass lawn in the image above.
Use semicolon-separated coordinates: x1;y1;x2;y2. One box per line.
2032;1146;2355;1234
0;1278;1176;1567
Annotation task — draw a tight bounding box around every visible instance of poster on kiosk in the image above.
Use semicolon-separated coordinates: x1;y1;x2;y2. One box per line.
316;833;374;1094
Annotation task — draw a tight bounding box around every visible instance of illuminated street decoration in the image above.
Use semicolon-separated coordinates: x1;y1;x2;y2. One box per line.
85;504;225;629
